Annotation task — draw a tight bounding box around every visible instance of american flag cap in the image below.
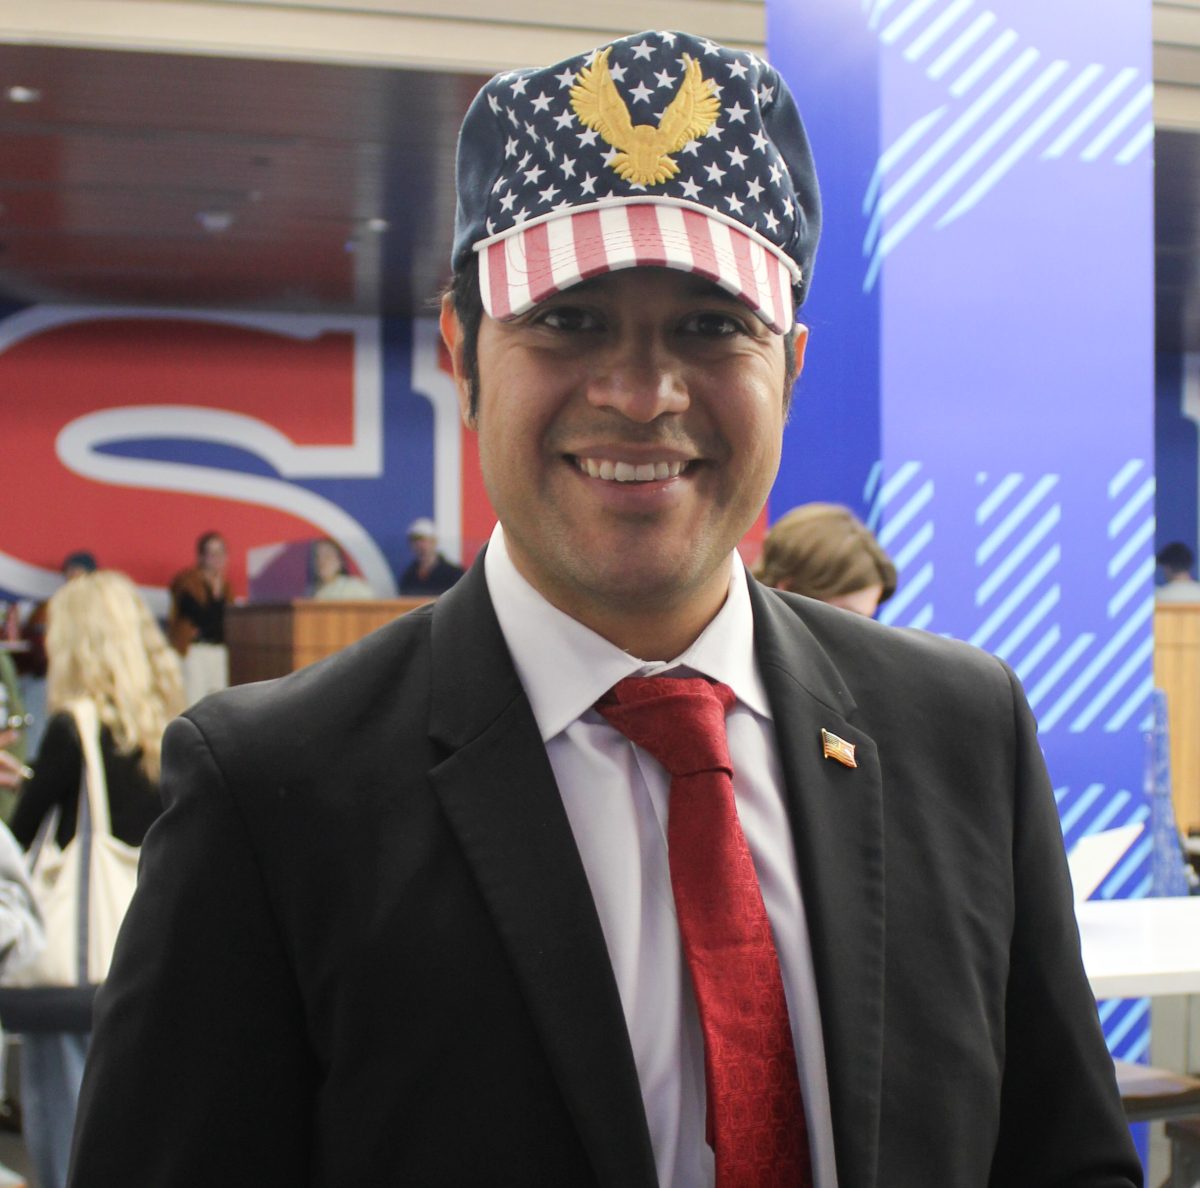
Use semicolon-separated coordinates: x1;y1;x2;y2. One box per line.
452;30;821;335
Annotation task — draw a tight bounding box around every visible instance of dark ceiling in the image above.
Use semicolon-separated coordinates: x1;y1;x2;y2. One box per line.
1;40;1197;351
0;42;486;319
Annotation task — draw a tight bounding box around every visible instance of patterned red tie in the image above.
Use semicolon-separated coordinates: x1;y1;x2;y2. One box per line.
596;676;812;1188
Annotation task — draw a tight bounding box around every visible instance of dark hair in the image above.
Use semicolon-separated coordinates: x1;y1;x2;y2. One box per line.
754;503;897;604
196;531;225;558
1157;541;1195;575
448;257;801;422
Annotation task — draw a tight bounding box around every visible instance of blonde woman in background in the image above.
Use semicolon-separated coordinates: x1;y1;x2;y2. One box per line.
755;502;898;617
7;571;182;1188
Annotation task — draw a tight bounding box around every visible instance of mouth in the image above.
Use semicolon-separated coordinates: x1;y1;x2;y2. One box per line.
571;456;691;483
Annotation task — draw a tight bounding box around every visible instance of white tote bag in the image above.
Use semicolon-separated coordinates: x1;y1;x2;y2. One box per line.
5;699;140;988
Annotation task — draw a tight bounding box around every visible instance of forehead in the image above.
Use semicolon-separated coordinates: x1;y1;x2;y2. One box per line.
527;266;770;315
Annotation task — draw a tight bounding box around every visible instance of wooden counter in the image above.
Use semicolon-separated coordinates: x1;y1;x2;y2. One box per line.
1156;602;1200;831
225;598;432;685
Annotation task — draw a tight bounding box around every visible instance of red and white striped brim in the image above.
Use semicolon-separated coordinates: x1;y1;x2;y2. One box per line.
475;200;799;335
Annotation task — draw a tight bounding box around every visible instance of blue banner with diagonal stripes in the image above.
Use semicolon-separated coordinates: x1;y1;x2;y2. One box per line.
770;0;1155;1072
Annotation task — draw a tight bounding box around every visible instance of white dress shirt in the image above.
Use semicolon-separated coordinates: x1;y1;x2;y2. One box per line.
485;525;838;1188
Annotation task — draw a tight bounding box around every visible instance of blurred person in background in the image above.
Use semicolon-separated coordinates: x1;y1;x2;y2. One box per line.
1156;541;1200;601
168;531;230;706
398;517;464;596
755;503;896;618
7;571;182;1188
308;538;374;601
15;551;98;759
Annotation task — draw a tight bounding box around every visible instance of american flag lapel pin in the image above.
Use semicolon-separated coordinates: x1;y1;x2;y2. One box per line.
821;728;857;769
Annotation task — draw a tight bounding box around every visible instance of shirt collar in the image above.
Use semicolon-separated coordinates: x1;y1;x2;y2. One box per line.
484;523;773;742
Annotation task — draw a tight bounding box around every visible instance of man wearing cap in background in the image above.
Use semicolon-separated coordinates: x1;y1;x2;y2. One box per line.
69;30;1139;1188
399;517;465;596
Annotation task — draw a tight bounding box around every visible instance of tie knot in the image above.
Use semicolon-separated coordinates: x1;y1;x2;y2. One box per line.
595;676;735;777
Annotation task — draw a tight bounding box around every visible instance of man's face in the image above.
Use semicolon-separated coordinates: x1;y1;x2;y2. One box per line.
443;267;801;638
409;534;438;565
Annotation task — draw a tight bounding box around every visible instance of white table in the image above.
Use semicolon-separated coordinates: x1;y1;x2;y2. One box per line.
1077;897;1200;998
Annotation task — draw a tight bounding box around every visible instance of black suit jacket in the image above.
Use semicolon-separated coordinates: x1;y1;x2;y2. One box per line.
68;558;1140;1187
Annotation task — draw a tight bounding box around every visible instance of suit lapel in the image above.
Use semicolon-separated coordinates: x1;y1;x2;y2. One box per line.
749;580;885;1188
426;560;658;1188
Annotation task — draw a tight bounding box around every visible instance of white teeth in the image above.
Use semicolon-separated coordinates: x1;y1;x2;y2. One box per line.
576;457;687;482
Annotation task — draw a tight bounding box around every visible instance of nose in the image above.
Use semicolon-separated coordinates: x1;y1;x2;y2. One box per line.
584;336;689;422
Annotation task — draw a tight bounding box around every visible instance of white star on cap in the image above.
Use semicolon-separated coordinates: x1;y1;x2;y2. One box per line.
554;109;575;130
727;146;748;169
560;155;577;177
630;40;655;60
768;160;785;184
518;151;531;169
706;124;724;141
758;83;775;104
629;80;654;104
539;183;560;204
751;130;770;153
727;58;750;80
705;161;727;183
554;66;576;88
507;108;518;126
531;92;552;113
499;192;517;212
746;177;765;200
681;140;701;157
544;140;556;160
654;68;675;88
609;62;628;82
725;193;745;214
783;196;794;217
700;39;720;55
487;94;501;114
762;208;780;232
511;77;529;95
680;177;702;200
602;147;620;166
659;31;677;45
577;127;600;146
524;121;537;138
553;199;573;210
725;101;749;124
523;164;545;184
580;173;598;195
513;207;529;223
486;217;495;233
491;176;508;194
504;137;518;158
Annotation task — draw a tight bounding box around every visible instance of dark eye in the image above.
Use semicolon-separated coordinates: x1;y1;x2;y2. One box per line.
533;305;603;332
679;311;746;338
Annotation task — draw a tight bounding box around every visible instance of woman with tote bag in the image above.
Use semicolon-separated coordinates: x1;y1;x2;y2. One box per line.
6;571;182;1188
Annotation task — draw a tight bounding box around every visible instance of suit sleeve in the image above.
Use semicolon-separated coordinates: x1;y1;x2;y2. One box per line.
68;715;318;1187
988;664;1142;1188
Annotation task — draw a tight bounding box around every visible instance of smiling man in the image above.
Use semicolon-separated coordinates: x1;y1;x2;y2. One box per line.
69;30;1139;1188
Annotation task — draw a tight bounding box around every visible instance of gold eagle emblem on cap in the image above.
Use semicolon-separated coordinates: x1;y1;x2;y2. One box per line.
570;48;720;187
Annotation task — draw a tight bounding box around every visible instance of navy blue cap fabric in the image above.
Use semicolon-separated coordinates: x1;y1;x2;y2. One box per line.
452;30;821;330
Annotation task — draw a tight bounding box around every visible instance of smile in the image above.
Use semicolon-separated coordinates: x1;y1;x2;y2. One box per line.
574;457;689;483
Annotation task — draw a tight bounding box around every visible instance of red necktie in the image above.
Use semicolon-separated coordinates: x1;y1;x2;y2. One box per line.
596;676;812;1188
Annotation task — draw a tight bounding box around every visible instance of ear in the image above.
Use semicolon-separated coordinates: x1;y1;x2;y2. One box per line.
792;323;809;378
439;293;475;428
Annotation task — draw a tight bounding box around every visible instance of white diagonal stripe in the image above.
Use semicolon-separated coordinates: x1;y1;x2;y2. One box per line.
1115;121;1153;165
864;47;1039;260
1081;83;1152;162
1042;67;1138;158
949;27;1018;97
1109;459;1144;498
927;10;996;80
863;107;948;214
938;63;1101;226
882;0;942;44
977;473;1023;523
905;0;974;62
977;474;1058;564
876;52;1059;266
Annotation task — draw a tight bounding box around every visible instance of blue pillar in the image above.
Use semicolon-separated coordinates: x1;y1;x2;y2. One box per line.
770;0;1156;1063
